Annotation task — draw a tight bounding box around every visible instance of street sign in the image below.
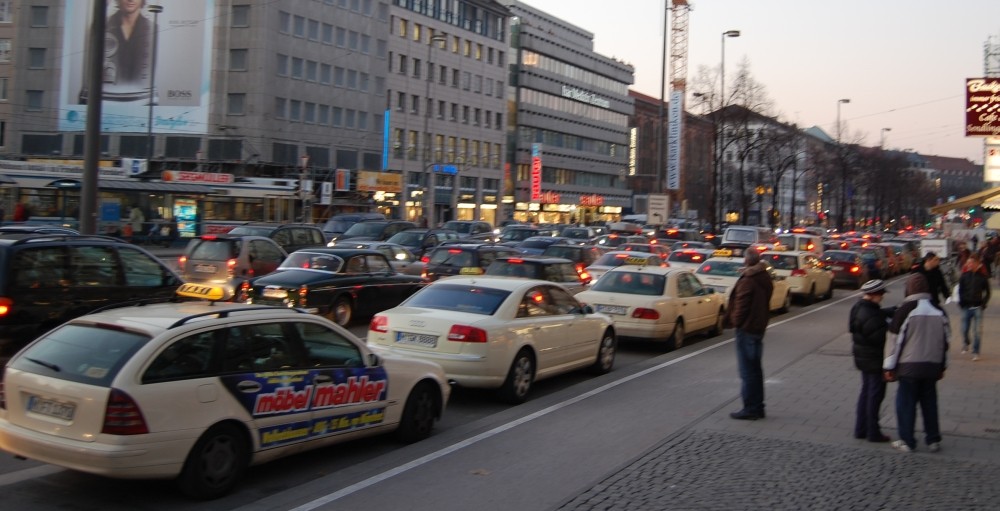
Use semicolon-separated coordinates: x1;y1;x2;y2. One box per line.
433;165;458;175
647;194;670;226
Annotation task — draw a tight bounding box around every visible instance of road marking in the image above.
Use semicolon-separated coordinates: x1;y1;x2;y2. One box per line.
289;289;865;510
0;464;64;487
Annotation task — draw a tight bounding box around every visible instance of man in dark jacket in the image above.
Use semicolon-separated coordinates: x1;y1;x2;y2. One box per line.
725;249;774;420
849;279;895;442
958;252;991;360
884;273;949;453
912;251;949;308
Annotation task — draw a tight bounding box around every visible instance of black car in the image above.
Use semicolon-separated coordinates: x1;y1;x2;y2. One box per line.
240;248;425;326
321;212;386;239
0;234;183;358
0;224;80;236
421;243;522;281
386;228;461;258
541;244;605;269
485;255;592;294
332;220;418;243
226;222;327;253
441;220;494;238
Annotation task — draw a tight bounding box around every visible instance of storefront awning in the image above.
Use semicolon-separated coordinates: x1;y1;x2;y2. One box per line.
930;186;1000;215
44;178;216;194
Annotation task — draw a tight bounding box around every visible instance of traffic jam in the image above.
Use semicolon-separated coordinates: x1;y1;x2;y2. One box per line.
0;221;944;498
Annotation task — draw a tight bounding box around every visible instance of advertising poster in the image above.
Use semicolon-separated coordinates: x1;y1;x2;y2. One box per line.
173;197;198;238
59;0;215;133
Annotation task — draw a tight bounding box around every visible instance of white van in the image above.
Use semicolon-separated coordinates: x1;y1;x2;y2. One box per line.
721;226;778;248
777;233;823;255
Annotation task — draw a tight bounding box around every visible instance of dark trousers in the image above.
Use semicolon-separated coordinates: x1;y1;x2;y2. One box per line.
895;377;942;449
735;329;765;415
854;371;887;440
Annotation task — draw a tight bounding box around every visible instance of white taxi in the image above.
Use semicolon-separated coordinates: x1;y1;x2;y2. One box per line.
0;284;449;499
585;251;668;284
368;276;617;404
576;266;726;350
694;249;793;313
760;249;834;304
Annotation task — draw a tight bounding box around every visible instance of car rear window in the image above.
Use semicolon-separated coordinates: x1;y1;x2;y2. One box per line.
542;246;578;259
190;239;239;260
823;251;857;263
696;261;743;276
591;271;666;296
227;226;272;237
485;261;543;279
669;251;708;264
403;284;510;315
9;324;150;387
428;248;474;267
763;254;799;270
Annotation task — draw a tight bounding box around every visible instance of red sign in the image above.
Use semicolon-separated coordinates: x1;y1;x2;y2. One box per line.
161;171;234;184
580;194;604;207
530;143;542;201
540;191;561;204
966;78;1000;137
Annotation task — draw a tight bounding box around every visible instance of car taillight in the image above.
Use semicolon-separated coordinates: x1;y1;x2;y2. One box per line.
632;308;660;320
849;265;861;273
0;365;6;410
298;285;308;307
448;325;488;342
178;255;187;271
227;258;237;277
421;255;430;263
791;269;807;277
0;297;11;317
237;281;251;302
369;315;388;333
102;389;148;435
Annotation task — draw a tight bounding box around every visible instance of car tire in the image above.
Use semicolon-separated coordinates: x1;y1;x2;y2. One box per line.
177;423;249;500
709;308;725;336
779;292;791;313
497;349;535;404
670;320;685;350
328;296;353;326
589;329;617;374
804;285;816;305
395;382;439;443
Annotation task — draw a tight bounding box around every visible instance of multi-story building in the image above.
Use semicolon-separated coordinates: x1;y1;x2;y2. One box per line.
0;1;391;227
503;0;633;225
386;0;510;226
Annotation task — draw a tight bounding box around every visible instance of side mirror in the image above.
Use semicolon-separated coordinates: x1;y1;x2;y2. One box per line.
367;353;382;367
580;304;595;315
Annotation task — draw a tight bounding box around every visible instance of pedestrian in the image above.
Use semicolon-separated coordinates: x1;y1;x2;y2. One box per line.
724;248;774;420
911;251;949;308
981;236;1000;279
970;234;979;253
850;279;896;442
884;272;949;453
956;244;971;270
128;204;145;241
957;252;991;361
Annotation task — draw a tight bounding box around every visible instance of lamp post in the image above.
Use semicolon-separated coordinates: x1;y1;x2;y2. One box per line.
423;33;447;226
880;127;892;148
146;5;163;167
836;98;850;228
716;29;740;231
836;98;850;142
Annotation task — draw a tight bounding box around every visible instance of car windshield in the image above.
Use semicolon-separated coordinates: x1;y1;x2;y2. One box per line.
428;248;474;267
9;324;149;387
593;252;653;267
696;260;744;276
822;251;857;263
190;239;240;260
324;220;355;233
342;222;386;237
227;226;273;237
279;252;344;272
561;228;590;239
762;254;799;270
542;246;579;259
591;271;666;296
403;283;510;315
387;231;424;246
499;229;536;242
485;261;542;278
442;221;472;234
669;251;708;264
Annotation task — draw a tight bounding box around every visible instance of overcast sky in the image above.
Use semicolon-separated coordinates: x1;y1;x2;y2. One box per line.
522;0;1000;163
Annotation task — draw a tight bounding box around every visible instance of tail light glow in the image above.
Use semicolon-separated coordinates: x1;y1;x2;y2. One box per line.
632;308;660;320
102;389;149;435
0;297;11;317
447;325;488;342
369;315;388;333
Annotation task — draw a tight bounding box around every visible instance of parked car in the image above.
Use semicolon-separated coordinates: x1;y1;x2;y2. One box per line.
0;224;80;236
761;249;834;304
386;228;461;258
240;248;425;326
333;240;423;275
321;212;386;239
577;266;725;349
0;234;183;358
484;255;592;294
619;242;672;259
368;277;616;403
226;223;327;253
819;250;870;289
0;284;448;499
694;254;793;313
178;235;288;300
585;251;668;283
441;220;494;239
666;248;716;271
330;220;417;243
421;243;523;281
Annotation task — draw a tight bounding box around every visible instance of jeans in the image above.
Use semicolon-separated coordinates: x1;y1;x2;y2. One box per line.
855;371;887;440
961;306;983;354
895;377;941;450
735;329;765;415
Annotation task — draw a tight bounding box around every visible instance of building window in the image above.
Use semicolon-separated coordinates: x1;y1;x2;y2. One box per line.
227;93;246;115
361;34;371;54
346;69;358;89
26;90;43;110
476;44;482;60
398;18;407;38
30;6;48;27
276;53;288;76
413;58;421;79
358;112;368;130
232;5;250;27
345;109;356;128
28;48;46;69
336;27;347;47
274;97;286;119
376;39;387;59
375;76;386;96
320;63;331;84
0;77;7;101
308;19;319;40
333;107;343;127
322;23;333;44
413;23;421;41
0;3;12;23
396;91;405;112
349;30;359;50
278;11;290;33
306;61;318;81
398;54;407;75
293;15;305;37
0;40;9;63
291;57;304;79
411;94;419;114
462;106;469;124
452;69;459;88
319;104;330;125
290;100;302;121
437;100;445;119
229;49;248;71
304;102;316;123
359;72;370;92
334;66;345;87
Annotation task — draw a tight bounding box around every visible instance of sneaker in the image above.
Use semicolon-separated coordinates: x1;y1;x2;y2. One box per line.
961;347;969;354
928;442;941;453
891;440;913;452
973;354;981;361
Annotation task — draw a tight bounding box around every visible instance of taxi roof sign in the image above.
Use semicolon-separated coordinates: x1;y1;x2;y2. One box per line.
177;283;226;301
624;256;650;265
712;249;734;257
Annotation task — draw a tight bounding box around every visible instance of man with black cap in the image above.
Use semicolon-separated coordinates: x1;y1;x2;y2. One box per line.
849;279;895;442
725;249;774;420
911;251;949;308
884;272;949;453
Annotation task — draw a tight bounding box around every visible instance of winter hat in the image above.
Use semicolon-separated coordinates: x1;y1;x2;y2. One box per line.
860;279;888;295
745;249;761;266
905;272;930;296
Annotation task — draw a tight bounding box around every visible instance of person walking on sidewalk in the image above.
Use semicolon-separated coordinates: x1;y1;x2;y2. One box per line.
957;252;991;361
849;279;895;443
884;273;949;453
725;249;773;421
912;251;950;309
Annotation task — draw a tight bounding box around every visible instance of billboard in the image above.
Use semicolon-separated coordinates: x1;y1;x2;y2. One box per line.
59;1;215;133
530;143;542;201
666;90;683;190
965;78;1000;137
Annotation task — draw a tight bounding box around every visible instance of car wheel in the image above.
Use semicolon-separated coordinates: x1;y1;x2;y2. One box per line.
709;308;725;336
670;320;685;350
177;423;249;500
328;297;353;326
590;329;617;374
395;382;439;443
497;349;535;404
804;285;816;306
779;292;792;313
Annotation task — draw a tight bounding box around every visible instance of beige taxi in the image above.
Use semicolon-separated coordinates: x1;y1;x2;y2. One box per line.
694;248;793;313
760;249;834;304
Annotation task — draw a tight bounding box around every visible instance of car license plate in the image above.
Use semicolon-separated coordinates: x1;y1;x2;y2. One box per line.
262;287;288;299
831;265;843;271
26;395;76;421
194;264;217;273
396;331;438;348
596;304;627;315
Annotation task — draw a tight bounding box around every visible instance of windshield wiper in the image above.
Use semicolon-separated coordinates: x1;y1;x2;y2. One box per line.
25;357;61;372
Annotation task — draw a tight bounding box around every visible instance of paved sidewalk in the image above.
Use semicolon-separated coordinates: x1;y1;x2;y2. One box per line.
559;283;1000;510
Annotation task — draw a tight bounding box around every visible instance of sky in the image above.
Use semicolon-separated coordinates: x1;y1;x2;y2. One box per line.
523;0;1000;164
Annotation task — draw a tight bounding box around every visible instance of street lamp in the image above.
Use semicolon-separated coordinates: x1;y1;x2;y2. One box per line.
422;33;447;226
836;98;850;142
716;29;740;231
880;127;892;148
146;5;163;166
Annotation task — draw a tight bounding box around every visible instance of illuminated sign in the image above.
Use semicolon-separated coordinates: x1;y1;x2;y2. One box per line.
628;127;637;176
966;78;1000;137
580;194;604;207
161;170;234;184
667;90;683;190
357;170;402;193
531;143;542;201
561;85;611;109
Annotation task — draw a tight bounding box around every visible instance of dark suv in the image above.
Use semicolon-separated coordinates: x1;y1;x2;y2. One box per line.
0;235;183;358
226;223;327;253
421;243;522;281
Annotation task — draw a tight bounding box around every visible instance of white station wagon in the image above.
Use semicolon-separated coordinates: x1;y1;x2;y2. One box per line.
0;285;450;499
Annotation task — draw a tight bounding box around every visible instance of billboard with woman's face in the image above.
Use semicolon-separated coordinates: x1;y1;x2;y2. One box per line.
59;0;215;134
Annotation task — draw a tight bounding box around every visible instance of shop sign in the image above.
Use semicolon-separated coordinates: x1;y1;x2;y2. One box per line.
539;191;560;204
580;194;604;207
161;170;234;184
966;78;1000;136
531;143;542;201
357;170;402;193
